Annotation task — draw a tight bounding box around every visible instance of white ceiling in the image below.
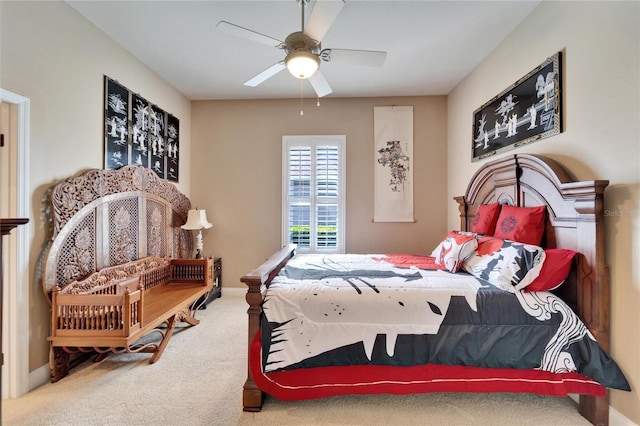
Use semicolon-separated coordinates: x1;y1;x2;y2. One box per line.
66;0;540;100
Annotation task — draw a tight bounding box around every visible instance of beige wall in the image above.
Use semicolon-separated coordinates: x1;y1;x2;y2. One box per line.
447;1;640;422
191;96;448;291
0;1;192;372
2;1;638;422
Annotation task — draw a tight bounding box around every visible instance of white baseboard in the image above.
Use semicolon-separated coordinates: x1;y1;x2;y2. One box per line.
610;405;638;426
28;363;50;392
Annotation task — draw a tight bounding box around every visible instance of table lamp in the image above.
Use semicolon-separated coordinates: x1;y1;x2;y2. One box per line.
181;208;212;258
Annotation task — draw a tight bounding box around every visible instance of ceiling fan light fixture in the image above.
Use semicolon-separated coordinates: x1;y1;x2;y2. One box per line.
285;50;320;79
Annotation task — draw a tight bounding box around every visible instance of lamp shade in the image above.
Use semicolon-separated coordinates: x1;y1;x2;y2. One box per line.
285;50;320;79
181;209;212;230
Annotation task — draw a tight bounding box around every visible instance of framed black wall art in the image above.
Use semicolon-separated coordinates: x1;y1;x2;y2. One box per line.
104;79;129;169
472;52;562;161
166;114;180;182
148;104;166;178
131;93;151;169
103;76;180;182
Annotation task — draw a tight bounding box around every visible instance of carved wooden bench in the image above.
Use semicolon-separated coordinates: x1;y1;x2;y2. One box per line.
49;256;214;382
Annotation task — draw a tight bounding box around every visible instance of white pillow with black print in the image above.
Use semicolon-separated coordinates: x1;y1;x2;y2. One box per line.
462;236;546;292
431;231;478;273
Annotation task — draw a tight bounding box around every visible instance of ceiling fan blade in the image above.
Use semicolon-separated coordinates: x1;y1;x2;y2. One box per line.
309;70;333;98
304;0;345;42
321;48;387;67
243;62;286;87
216;21;282;47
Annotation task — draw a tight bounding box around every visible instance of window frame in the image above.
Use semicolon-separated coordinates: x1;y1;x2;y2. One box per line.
282;135;346;254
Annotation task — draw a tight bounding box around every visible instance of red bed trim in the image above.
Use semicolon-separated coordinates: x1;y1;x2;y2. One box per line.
250;332;605;401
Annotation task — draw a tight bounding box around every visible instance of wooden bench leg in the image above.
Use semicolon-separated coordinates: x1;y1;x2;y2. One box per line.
150;314;178;364
148;305;203;364
181;311;200;326
50;347;70;383
93;352;111;362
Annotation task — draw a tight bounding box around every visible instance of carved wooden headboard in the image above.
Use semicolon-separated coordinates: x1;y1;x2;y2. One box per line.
454;154;609;349
42;166;193;297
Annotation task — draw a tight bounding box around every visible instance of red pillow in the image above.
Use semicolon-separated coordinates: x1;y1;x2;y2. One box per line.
471;203;501;235
525;248;577;292
493;205;546;245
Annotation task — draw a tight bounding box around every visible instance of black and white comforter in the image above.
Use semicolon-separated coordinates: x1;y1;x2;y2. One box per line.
260;254;630;391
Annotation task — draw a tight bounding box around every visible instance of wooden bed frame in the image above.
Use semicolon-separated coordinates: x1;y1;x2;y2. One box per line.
241;154;611;425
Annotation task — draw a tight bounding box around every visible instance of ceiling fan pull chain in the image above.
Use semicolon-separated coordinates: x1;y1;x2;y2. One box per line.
300;79;304;116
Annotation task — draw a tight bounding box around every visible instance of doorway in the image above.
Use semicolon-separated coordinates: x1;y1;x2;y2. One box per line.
0;89;30;399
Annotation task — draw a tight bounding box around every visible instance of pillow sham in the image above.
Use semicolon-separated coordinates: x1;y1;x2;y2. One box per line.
471;203;501;235
493;205;546;246
431;231;478;273
525;248;577;292
430;230;475;257
462;236;546;292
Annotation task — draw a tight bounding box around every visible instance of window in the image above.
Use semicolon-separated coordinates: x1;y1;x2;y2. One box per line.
283;135;345;254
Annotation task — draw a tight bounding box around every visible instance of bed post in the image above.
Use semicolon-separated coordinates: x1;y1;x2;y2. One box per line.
576;180;610;424
240;244;296;412
560;177;610;426
515;155;612;426
241;272;265;412
453;195;468;231
580;394;609;426
457;154;613;426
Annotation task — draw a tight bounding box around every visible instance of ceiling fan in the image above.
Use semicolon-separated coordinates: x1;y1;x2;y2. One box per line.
216;0;387;98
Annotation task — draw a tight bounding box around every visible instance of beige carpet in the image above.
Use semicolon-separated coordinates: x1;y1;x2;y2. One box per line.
3;288;589;426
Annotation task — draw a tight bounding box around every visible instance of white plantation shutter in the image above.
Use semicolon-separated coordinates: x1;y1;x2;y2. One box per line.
283;136;345;253
315;146;339;248
288;146;311;248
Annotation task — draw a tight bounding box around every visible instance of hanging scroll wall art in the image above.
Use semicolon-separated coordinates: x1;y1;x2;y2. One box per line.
104;76;180;182
472;52;562;161
373;105;414;222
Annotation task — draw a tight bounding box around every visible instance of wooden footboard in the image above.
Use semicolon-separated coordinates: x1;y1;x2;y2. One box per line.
240;244;296;412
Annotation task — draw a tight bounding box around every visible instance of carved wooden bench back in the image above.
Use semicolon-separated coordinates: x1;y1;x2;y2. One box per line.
43;166;193;298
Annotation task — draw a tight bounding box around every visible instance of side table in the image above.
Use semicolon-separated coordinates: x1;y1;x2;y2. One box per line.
197;257;221;308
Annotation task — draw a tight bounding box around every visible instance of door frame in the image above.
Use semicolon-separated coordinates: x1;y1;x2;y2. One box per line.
0;88;30;398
